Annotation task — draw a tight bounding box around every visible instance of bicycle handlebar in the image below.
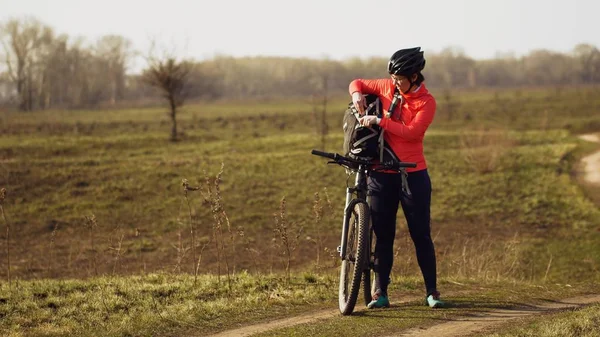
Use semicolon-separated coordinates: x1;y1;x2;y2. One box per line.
311;149;417;170
382;160;418;169
311;149;338;160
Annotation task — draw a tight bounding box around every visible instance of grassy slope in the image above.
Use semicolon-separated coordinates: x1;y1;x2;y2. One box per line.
0;86;600;336
1;88;599;280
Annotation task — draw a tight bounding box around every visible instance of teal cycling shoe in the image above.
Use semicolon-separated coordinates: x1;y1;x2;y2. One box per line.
425;291;445;308
367;293;390;309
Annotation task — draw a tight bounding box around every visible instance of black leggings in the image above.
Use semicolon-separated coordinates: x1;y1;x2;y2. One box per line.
368;169;437;296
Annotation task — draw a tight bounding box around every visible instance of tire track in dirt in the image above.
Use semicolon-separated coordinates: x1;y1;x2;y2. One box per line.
388;294;600;337
207;296;421;337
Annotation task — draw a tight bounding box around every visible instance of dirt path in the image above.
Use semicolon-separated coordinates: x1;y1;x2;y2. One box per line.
579;133;600;185
207;308;338;337
208;296;421;337
208;293;600;337
389;294;600;337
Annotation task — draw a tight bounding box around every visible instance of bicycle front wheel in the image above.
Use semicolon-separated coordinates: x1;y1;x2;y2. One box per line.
339;201;369;315
363;226;376;306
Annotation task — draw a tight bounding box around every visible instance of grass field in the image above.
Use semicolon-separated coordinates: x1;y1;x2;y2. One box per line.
2;273;599;337
0;85;600;336
482;303;600;337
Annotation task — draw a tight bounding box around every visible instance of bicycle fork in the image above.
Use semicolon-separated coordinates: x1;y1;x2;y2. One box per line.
338;168;367;260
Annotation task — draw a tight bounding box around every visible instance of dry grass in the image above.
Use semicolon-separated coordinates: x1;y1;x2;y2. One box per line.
273;196;303;283
459;125;516;174
182;163;238;289
83;214;98;277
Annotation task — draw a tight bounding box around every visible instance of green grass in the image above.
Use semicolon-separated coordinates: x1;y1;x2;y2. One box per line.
0;271;336;337
483;304;600;337
2;128;599;278
1;273;598;337
0;86;600;336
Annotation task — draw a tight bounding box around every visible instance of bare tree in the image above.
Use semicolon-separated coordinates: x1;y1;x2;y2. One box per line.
96;35;133;105
142;48;193;141
0;71;13;104
310;60;332;151
0;17;53;111
573;43;600;83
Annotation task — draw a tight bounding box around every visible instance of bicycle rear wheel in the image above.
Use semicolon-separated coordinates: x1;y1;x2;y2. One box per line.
339;201;369;315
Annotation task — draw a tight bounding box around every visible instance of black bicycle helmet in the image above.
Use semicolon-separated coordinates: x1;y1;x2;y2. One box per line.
387;47;426;76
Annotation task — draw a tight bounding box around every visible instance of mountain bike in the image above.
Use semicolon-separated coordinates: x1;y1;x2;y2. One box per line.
311;149;417;315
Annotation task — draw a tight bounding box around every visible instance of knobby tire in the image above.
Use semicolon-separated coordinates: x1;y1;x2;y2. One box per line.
338;202;369;315
363;227;375;306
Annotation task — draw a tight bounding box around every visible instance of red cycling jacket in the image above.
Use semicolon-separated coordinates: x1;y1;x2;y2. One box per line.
348;78;436;173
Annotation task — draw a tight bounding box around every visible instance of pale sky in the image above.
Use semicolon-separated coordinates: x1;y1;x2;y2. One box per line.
1;0;599;69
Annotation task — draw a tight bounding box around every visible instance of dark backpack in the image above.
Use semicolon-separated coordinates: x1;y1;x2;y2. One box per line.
342;92;401;163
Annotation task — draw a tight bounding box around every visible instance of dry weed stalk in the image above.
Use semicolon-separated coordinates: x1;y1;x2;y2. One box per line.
318;188;339;269
49;222;59;277
84;214;98;277
394;233;416;276
237;225;260;274
544;254;554;282
110;232;125;275
182;178;200;284
134;228;147;274
184;163;234;289
172;225;190;273
206;164;234;290
195;240;209;281
0;188;10;286
323;188;334;212
312;192;324;267
323;246;339;268
273;196;302;282
182;176;216;284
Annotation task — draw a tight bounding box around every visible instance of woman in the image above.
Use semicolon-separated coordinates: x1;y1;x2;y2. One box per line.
349;47;444;309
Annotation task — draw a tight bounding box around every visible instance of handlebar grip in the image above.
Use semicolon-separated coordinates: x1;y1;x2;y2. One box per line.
311;150;337;160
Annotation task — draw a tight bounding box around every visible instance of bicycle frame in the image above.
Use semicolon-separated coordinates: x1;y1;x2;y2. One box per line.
311;149;416;314
338;164;371;260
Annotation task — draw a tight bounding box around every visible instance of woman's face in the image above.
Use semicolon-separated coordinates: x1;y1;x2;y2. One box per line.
391;74;416;93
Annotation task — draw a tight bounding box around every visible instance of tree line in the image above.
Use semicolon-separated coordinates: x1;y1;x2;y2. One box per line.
1;17;600;111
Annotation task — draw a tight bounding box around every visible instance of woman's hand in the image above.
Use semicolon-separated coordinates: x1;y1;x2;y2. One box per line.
359;115;380;127
352;92;366;115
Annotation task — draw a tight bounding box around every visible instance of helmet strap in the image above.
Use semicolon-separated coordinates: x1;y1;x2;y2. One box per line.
403;73;419;94
403;79;415;94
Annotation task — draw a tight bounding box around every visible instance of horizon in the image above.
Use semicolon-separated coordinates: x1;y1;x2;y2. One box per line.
1;0;599;72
